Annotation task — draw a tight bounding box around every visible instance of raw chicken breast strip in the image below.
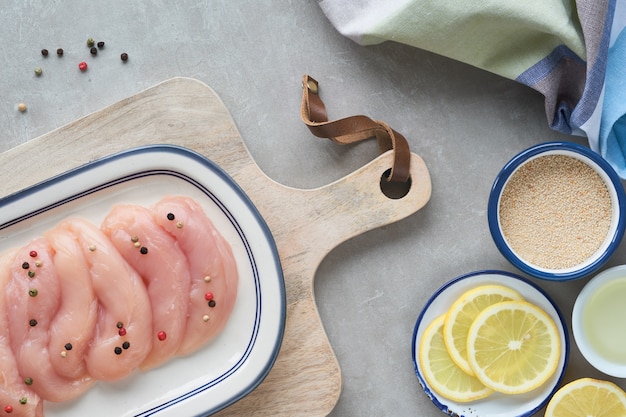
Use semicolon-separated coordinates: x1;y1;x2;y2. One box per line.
45;226;98;380
151;196;238;356
0;248;44;417
102;204;192;370
61;218;153;381
5;238;94;402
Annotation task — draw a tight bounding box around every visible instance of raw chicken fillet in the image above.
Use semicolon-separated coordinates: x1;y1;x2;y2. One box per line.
0;196;239;416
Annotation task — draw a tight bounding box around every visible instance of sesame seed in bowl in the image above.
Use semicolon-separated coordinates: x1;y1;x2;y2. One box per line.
488;142;626;281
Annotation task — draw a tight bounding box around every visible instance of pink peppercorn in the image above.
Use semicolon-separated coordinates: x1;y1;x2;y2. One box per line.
78;62;88;71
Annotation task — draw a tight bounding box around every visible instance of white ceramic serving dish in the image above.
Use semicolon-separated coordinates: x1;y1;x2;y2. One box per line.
573;264;626;377
0;145;285;417
412;270;569;417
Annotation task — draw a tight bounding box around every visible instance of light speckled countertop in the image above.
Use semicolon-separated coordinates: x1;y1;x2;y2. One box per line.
1;2;621;416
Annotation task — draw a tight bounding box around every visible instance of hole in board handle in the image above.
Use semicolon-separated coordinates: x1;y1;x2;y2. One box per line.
380;168;411;200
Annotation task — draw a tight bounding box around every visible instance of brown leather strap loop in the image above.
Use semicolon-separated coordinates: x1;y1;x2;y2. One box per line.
300;75;411;183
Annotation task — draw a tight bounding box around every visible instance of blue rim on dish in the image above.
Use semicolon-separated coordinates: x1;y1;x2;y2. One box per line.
487;141;626;281
412;270;570;417
0;145;286;417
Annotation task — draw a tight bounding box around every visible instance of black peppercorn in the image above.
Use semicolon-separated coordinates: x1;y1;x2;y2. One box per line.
97;41;105;49
90;47;97;56
140;246;148;255
208;300;216;308
121;52;129;62
114;346;122;355
122;341;130;350
41;49;48;56
29;319;37;327
22;262;29;269
64;343;73;351
56;48;63;56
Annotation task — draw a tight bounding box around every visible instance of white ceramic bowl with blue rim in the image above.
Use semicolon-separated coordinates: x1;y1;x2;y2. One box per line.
412;270;569;417
488;141;626;281
572;264;626;377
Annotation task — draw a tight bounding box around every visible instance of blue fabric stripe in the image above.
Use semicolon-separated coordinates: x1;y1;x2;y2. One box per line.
515;0;616;136
570;0;616;130
600;24;626;176
515;44;584;87
515;45;585;134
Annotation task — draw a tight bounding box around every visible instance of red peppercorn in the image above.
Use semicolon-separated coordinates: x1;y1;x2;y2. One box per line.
29;251;37;258
157;331;167;341
78;62;88;72
4;405;12;413
204;292;214;301
118;327;127;336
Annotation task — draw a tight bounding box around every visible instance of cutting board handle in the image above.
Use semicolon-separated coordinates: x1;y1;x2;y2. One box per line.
272;150;431;268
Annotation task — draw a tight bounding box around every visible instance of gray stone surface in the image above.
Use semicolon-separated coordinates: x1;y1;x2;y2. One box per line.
0;1;620;416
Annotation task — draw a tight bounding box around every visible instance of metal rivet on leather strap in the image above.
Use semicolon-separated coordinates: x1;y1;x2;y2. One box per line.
306;79;318;94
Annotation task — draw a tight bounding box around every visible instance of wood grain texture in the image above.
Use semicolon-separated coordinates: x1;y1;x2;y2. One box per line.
0;77;432;416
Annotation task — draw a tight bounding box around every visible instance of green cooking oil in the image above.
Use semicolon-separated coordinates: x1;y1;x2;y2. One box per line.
583;277;626;364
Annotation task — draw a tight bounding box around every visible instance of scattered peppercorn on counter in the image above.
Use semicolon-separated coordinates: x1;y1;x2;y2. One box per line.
16;38;130;112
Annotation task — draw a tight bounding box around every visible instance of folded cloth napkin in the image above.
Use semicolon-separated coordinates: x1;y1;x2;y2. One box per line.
317;0;626;177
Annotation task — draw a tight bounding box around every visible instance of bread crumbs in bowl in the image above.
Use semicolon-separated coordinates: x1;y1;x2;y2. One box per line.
488;142;626;281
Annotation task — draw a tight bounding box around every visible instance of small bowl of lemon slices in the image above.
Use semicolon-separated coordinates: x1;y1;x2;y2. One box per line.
412;270;569;417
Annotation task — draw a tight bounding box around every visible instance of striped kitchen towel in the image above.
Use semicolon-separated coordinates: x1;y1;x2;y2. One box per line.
317;0;626;177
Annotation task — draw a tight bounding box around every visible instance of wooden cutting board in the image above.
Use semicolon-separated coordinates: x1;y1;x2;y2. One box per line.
0;78;431;416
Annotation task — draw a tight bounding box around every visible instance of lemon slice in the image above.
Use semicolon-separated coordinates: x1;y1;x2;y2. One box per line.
466;300;560;394
443;284;524;375
419;314;493;402
545;378;626;417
